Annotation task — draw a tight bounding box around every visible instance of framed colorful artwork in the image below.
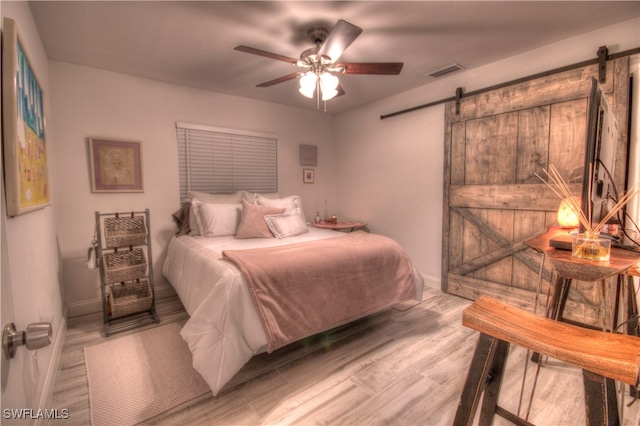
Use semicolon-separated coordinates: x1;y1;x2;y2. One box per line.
303;168;314;184
2;18;51;216
88;138;144;192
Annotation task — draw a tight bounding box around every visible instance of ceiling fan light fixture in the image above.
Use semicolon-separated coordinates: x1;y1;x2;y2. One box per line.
299;72;317;98
321;87;338;101
319;72;339;101
320;72;339;90
299;86;315;99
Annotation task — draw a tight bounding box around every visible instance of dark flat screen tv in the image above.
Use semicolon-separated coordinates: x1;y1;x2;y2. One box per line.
580;78;620;238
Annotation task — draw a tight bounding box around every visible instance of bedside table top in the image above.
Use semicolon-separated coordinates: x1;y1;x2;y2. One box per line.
309;221;367;231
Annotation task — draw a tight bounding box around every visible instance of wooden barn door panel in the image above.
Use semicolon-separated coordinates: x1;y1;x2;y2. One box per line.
548;99;588;181
442;58;630;322
464;112;518;286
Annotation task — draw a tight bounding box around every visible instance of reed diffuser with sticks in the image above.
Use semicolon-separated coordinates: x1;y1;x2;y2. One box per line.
537;165;640;261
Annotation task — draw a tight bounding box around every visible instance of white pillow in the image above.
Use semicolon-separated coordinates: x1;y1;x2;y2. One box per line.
240;191;280;204
188;191;241;204
264;213;309;238
194;201;242;237
189;199;202;236
256;195;306;222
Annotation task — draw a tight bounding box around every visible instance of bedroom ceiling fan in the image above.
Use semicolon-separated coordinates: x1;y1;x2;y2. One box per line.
234;20;403;111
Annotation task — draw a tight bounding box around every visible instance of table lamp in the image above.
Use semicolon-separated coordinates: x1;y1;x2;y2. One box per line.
557;197;580;229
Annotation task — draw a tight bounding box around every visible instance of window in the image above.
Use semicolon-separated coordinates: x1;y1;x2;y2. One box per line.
176;122;278;202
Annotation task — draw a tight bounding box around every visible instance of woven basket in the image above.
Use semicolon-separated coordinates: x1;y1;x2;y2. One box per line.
103;248;147;284
104;216;146;248
109;280;152;319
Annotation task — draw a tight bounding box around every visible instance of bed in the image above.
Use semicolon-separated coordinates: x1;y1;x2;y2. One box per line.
162;191;424;395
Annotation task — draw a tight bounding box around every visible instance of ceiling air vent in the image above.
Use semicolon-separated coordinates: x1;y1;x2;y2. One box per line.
427;63;465;78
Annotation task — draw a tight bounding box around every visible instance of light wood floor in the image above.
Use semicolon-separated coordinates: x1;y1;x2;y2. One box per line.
51;289;640;425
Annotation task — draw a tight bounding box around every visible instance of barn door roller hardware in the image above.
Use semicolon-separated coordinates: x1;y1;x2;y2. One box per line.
455;87;463;115
380;45;640;120
597;45;608;83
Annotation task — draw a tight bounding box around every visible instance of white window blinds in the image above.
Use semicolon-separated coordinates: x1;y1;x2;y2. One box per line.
176;122;278;202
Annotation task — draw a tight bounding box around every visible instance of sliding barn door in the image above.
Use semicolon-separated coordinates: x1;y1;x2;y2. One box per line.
442;57;630;324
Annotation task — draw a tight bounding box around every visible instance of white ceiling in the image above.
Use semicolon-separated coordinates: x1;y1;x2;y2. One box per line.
29;1;640;113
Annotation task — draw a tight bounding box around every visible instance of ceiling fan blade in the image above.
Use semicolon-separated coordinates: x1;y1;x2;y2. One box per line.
317;20;362;62
340;62;404;75
256;72;303;87
234;45;297;65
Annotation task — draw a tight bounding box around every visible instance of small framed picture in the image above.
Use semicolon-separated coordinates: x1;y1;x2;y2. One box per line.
88;137;144;192
303;168;314;184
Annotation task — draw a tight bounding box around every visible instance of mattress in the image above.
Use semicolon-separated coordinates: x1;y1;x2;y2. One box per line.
162;227;424;394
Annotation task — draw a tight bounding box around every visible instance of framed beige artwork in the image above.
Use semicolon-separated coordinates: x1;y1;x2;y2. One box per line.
88;138;144;192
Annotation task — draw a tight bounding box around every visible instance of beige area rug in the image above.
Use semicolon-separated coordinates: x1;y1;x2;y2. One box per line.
84;323;210;425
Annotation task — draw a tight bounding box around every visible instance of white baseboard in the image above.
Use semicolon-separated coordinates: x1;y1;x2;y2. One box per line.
67;284;177;318
421;273;441;291
67;297;102;318
35;310;67;425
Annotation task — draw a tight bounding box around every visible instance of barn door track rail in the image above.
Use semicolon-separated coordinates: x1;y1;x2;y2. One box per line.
380;45;640;120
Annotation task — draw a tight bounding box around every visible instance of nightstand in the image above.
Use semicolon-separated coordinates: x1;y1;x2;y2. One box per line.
309;221;367;232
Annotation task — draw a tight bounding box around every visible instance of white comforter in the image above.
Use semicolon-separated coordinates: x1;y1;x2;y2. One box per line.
162;227;424;395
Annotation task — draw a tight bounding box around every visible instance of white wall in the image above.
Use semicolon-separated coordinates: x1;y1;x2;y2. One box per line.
48;62;337;316
1;1;66;417
335;17;640;289
334;104;444;288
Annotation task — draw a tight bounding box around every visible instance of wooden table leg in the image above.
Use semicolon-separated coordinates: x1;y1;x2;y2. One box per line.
532;274;571;363
625;275;638;337
625;275;639;398
582;370;620;426
543;273;572;322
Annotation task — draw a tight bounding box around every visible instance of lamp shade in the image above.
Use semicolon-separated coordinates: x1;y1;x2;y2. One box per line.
299;73;317;98
321;88;338;101
320;72;339;90
557;196;581;228
319;72;339;100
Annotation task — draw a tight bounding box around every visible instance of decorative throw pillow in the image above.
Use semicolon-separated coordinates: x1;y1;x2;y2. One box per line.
235;200;285;239
196;202;242;237
264;213;309;238
171;204;191;236
256;195;306;222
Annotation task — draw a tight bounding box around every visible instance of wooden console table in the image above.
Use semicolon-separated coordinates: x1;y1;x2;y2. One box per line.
524;227;640;424
525;227;640;331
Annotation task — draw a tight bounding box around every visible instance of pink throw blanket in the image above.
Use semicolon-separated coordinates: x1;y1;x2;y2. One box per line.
223;231;417;352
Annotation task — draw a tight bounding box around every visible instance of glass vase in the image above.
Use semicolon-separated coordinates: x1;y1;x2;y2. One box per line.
572;232;611;261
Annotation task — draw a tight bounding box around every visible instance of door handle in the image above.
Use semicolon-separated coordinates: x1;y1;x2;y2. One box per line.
2;322;52;359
